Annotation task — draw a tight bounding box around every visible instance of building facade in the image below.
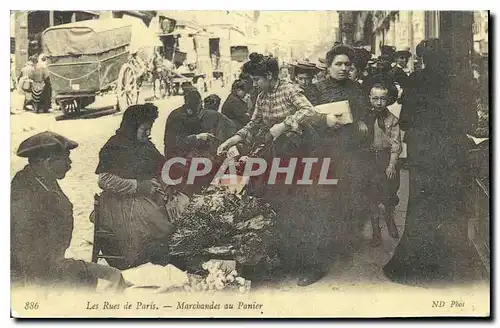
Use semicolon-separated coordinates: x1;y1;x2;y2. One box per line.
473;11;489;57
339;10;478;74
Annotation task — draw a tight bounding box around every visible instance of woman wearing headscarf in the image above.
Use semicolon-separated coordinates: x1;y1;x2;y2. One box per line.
383;39;477;285
12;132;125;290
95;104;174;270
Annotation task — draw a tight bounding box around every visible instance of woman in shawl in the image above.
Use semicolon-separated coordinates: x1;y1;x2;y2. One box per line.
95;103;175;270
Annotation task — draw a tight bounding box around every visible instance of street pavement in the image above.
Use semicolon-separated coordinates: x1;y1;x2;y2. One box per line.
9;83;487;295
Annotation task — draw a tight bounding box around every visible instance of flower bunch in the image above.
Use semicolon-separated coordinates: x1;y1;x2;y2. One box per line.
169;186;277;268
183;260;250;293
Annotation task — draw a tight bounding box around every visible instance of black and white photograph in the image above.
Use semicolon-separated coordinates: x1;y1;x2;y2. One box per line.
9;9;490;318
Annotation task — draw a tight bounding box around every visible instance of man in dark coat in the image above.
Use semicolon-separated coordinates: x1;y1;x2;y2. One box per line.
221;79;252;128
164;89;231;195
11;132;125;290
164;88;215;159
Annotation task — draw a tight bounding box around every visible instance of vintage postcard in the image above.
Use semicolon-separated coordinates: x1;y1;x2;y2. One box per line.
10;10;490;318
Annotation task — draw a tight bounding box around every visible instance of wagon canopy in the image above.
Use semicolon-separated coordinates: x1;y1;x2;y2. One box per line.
42;19;132;56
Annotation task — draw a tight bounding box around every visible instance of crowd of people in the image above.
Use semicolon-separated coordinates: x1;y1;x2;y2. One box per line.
11;38;485;291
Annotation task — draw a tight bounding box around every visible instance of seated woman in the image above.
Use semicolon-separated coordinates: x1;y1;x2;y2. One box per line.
95;104;175;270
12;132;125;290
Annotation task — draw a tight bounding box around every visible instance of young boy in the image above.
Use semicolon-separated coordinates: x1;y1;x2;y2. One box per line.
368;83;402;247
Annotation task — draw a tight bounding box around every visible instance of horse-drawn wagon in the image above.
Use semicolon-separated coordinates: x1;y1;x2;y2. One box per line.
42;19;143;115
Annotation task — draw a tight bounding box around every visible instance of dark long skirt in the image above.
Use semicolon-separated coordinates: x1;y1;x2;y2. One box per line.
97;192;175;270
383;156;476;285
247;125;351;272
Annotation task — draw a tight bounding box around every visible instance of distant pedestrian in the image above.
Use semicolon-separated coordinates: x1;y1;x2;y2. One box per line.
18;56;36;111
31;54;52;113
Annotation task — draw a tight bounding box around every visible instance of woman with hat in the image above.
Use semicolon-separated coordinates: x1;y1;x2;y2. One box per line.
393;49;412;73
291;61;321;106
96;104;175;269
11;132;126;290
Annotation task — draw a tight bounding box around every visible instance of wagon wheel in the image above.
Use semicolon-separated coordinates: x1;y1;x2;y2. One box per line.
116;63;139;111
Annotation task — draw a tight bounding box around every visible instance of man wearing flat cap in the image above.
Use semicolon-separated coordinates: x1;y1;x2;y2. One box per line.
11;131;125;290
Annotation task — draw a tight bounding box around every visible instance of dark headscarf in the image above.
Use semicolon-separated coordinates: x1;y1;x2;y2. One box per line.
95;103;165;180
